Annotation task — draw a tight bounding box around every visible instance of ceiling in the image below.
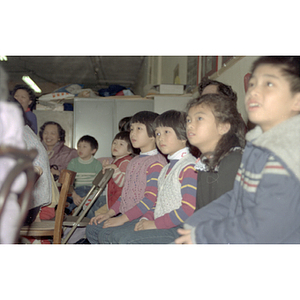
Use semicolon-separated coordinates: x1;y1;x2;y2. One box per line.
1;56;146;94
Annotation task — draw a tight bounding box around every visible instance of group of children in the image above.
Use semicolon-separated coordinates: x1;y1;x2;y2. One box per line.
56;56;300;244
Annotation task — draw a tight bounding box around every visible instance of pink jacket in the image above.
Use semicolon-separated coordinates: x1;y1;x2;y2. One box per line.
43;141;78;171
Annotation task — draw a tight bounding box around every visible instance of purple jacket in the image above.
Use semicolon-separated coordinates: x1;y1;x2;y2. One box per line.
43;140;78;171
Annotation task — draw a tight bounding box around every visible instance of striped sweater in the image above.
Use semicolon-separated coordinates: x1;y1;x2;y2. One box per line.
67;156;102;188
111;151;167;216
184;114;300;244
143;153;197;229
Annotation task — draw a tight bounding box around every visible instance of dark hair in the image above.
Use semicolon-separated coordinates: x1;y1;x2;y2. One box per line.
198;77;237;104
12;84;36;110
153;110;187;141
130;111;159;138
118;116;132;132
39;121;66;143
187;93;245;170
250;56;300;94
113;131;135;156
78;135;98;152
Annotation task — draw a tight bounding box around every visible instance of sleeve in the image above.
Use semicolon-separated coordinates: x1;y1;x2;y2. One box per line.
186;162;300;244
30;112;38;134
95;159;103;173
110;197;121;215
112;159;130;187
124;161;164;221
154;164;197;229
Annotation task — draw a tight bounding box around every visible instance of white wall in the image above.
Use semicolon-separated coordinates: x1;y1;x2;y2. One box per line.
210;56;259;122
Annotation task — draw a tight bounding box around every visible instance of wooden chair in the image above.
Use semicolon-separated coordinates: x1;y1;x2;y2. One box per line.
20;169;76;244
0;146;38;244
61;168;114;244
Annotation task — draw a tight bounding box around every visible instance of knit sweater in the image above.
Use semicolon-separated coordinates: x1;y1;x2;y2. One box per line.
184;114;300;244
111;150;167;215
67;156;102;188
107;155;132;209
142;152;197;229
154;152;196;216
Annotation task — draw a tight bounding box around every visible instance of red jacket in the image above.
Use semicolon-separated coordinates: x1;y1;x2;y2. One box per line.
107;155;132;209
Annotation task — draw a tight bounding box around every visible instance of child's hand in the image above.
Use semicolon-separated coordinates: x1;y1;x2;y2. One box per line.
174;228;193;244
102;214;129;228
72;192;83;206
134;220;156;231
89;213;110;225
102;159;110;168
102;164;117;173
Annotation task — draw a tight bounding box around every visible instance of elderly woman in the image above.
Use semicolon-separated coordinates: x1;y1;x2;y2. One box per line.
39;121;78;179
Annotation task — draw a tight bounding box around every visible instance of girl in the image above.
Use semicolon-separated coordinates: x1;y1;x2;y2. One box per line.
186;93;245;211
87;131;135;218
98;110;198;244
86;111;167;244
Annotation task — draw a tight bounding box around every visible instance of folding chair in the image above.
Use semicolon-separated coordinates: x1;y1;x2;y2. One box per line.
0;146;38;244
61;168;114;244
20;169;76;244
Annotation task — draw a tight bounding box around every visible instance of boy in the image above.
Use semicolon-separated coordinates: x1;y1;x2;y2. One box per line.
176;56;300;244
66;135;102;214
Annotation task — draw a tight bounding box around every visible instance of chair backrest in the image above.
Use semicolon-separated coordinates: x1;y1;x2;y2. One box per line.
61;168;114;244
0;146;38;244
71;168;114;217
53;169;76;244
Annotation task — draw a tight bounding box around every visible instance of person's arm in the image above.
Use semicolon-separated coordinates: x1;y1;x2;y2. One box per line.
111;159;131;187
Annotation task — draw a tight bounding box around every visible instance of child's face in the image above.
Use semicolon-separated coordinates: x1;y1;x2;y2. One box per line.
43;124;60;149
111;138;131;158
14;89;32;111
245;64;300;132
130;122;155;153
186;104;225;154
77;141;96;160
155;126;186;156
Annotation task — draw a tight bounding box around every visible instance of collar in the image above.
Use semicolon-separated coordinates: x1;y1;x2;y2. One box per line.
140;148;158;156
78;156;94;164
194;146;242;173
168;147;190;160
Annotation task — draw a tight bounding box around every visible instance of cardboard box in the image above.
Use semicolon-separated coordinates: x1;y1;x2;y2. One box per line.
159;84;184;95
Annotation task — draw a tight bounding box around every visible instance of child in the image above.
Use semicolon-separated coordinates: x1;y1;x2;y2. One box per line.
12;84;38;134
65;135;102;214
186;93;245;211
86;111;167;244
88;131;135;217
98;110;198;244
176;56;300;244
